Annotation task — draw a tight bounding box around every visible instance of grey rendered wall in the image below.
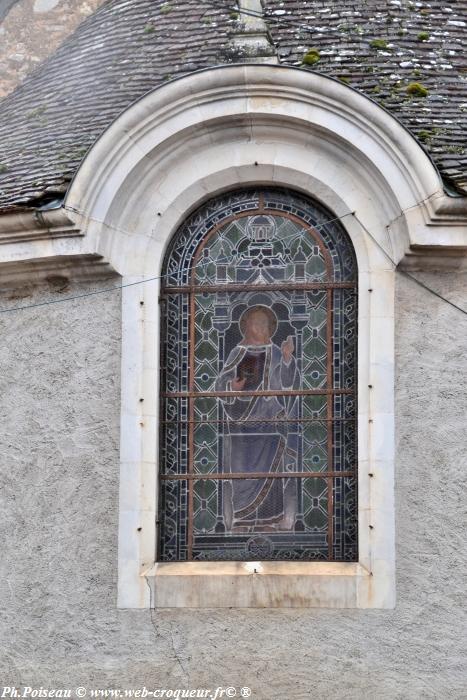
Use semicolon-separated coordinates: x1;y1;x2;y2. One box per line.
0;270;466;698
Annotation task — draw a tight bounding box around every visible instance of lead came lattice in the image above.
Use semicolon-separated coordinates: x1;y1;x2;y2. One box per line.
159;188;358;561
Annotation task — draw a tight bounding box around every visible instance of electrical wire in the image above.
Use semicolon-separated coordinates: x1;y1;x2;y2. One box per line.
202;0;318;36
0;5;462;316
0;209;465;317
0;211;353;315
352;212;467;316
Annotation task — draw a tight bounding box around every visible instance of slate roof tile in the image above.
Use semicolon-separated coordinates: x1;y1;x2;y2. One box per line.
0;0;465;212
264;0;467;192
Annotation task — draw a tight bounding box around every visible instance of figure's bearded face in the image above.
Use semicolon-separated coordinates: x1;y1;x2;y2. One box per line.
244;311;271;345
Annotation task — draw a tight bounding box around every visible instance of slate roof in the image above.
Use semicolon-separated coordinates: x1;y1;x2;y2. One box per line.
0;0;466;213
264;0;467;193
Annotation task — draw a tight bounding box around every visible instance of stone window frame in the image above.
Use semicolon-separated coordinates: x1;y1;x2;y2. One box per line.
5;65;464;608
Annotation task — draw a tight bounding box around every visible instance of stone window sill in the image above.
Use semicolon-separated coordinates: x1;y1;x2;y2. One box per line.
143;561;376;608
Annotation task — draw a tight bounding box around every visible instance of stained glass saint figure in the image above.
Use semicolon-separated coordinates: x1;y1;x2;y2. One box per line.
159;188;358;561
216;305;300;532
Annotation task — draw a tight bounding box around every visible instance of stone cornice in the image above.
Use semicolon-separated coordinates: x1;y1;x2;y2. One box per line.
0;253;114;288
423;192;467;225
0;65;466;281
0;205;81;244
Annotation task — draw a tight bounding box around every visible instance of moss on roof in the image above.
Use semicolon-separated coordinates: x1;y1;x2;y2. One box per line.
0;0;465;211
264;0;467;192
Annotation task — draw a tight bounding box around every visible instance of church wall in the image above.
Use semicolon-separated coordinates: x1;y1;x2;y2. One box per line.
0;269;465;697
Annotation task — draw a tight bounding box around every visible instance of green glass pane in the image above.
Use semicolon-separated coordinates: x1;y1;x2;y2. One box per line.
194;421;218;474
194;480;218;533
302;478;328;529
303;422;328;443
194;479;217;499
302;444;328;472
194;398;218;421
303;395;327;417
195;340;217;362
306;256;326;279
194;422;217;446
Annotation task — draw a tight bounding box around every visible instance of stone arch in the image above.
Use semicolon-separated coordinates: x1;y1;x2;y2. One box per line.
61;64;452;607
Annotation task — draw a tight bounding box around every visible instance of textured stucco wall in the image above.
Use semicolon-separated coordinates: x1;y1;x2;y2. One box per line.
0;269;466;698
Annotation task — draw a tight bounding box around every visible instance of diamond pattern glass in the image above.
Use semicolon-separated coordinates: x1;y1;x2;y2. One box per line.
159;188;358;561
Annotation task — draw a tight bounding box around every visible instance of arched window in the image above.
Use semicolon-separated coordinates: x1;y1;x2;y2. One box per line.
159;188;357;562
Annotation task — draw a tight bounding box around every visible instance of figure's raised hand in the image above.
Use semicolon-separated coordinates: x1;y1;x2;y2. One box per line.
231;376;246;391
281;335;294;363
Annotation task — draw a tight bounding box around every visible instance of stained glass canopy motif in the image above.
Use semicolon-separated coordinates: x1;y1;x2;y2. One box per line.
159;188;358;561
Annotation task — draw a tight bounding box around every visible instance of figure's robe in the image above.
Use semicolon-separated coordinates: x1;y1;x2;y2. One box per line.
216;342;299;529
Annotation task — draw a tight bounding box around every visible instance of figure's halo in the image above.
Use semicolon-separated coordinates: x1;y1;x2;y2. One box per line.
239;305;278;337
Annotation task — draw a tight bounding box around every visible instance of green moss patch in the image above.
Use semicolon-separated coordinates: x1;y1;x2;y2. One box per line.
301;48;321;66
406;82;429;97
370;39;388;49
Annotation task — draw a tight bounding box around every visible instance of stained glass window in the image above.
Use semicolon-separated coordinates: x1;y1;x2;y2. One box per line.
158;188;358;561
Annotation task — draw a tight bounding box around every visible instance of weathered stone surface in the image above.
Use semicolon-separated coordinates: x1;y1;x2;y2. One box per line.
0;270;466;695
0;0;107;98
